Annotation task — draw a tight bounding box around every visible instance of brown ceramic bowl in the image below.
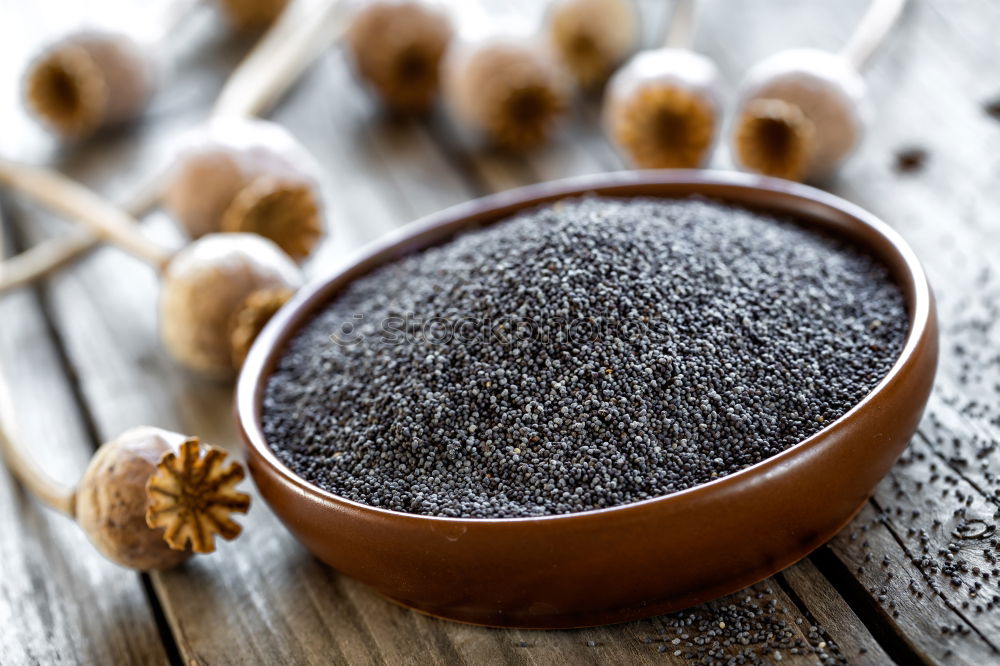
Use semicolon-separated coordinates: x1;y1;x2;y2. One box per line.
236;170;938;629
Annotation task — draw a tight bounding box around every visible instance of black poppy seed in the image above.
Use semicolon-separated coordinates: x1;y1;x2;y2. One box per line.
263;197;908;518
894;146;928;173
985;96;1000;121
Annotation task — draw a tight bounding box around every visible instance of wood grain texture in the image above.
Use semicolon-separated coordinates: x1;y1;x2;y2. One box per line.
0;222;168;666
1;0;999;664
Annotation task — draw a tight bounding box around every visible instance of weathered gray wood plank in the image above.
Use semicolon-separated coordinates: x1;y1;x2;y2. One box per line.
780;559;894;665
0;219;168;666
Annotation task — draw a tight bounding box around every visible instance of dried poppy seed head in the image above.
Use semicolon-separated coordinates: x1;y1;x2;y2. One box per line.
146;437;251;554
214;0;290;31
23;31;154;138
221;176;322;261
604;48;721;168
733;48;867;181
163;118;326;256
159;233;303;378
25;44;104;136
74;427;194;570
610;83;716;169
445;37;569;150
546;0;639;89
163;137;245;239
229;286;295;368
733;98;815;181
345;0;453;113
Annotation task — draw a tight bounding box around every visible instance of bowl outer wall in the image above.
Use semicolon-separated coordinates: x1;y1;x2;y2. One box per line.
236;170;939;629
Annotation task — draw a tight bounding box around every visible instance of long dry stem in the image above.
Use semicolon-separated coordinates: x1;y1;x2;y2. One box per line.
663;0;696;49
841;0;909;70
0;173;161;294
0;369;76;517
212;0;346;118
0;159;171;271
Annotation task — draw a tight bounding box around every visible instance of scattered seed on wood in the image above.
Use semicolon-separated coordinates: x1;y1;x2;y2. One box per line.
894;146;928;173
984;96;1000;121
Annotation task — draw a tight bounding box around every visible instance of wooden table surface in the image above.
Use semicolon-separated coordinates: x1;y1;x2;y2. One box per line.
2;0;999;663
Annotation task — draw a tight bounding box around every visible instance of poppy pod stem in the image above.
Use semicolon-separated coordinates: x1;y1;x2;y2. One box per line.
663;0;696;49
0;159;173;272
0;174;162;294
0;372;76;517
212;0;347;118
841;0;909;71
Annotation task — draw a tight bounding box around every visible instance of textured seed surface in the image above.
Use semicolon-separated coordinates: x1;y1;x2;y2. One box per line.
263;197;908;518
643;585;848;664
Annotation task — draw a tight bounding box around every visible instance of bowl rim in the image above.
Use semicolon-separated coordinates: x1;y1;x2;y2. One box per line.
236;169;932;526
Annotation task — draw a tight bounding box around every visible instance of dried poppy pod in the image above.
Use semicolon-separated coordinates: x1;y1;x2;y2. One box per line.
215;0;291;31
730;0;908;181
603;48;721;168
160;233;302;377
0;160;304;379
444;36;570;150
162;118;326;261
731;49;866;182
23;30;155;139
145;435;251;552
21;0;295;140
0;381;250;571
344;0;453;113
732;98;815;181
602;0;721;168
545;0;640;89
229;285;296;367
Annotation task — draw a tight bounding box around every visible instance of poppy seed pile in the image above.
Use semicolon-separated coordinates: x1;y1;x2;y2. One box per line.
263;197;908;518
